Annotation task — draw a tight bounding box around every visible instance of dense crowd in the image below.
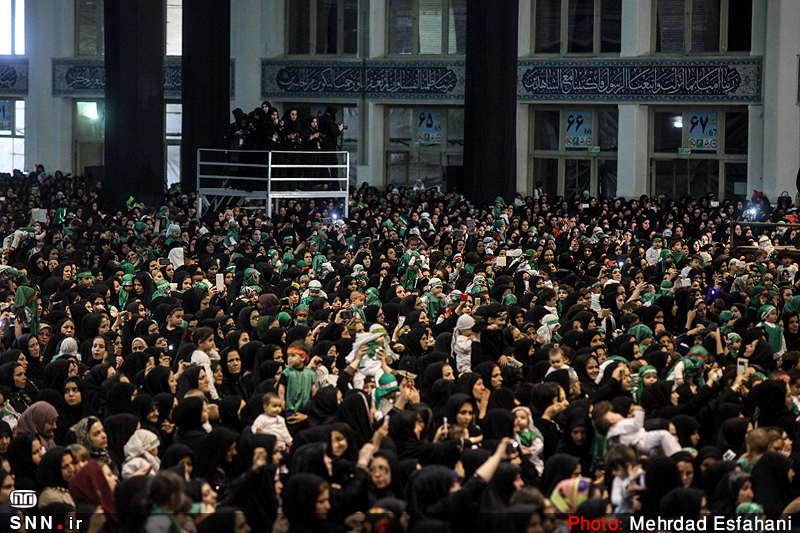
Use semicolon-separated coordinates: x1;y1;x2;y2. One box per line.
225;103;344;181
0;166;797;532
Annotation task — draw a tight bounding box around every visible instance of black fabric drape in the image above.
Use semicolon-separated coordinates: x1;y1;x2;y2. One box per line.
463;0;519;203
181;0;232;193
104;0;165;210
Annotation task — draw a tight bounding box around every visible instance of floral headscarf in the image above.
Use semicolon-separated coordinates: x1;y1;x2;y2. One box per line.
72;416;110;464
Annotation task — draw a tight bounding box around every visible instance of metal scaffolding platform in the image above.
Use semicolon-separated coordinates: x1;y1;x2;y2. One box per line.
196;149;350;218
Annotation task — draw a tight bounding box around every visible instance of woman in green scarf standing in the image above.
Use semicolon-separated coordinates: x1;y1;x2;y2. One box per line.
14;285;39;336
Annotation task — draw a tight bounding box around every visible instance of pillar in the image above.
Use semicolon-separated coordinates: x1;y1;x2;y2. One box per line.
761;0;800;199
230;0;262;113
617;105;649;198
745;0;767;196
104;0;165;210
615;0;651;198
24;0;74;173
516;103;529;193
463;0;519;203
181;0;231;194
367;102;384;187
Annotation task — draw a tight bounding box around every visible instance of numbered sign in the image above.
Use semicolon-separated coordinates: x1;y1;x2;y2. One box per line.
688;111;718;151
565;111;592;149
0;101;11;131
417;109;442;145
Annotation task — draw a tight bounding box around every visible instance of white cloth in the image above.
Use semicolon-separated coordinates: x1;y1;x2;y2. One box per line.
252;413;293;450
607;410;681;457
454;334;472;374
168;247;185;268
121;456;159;480
645;247;661;266
191;349;220;400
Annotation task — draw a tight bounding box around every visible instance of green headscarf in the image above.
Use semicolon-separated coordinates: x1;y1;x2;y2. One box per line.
634;365;657;405
14;285;38;335
628;324;653;355
256;316;274;339
784;296;800;316
720;310;734;334
658;249;673;272
119;274;134;309
243;268;261;292
294;304;310;325
311;255;326;277
276;312;292;328
666;346;708;387
120;262;136;276
151;279;171;301
366;287;382;307
502;293;518;306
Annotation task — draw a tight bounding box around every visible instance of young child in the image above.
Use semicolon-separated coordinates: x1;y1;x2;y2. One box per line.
753;249;769;277
592;401;682;457
606;444;644;514
345;324;390;389
789;369;800;412
736;428;769;474
187;327;220;400
121;429;160;479
374;372;400;422
757;304;785;357
545;347;572;377
447;424;469;442
453;314;475;374
278;341;317;425
512;406;545;475
422;278;445;323
720;311;735;335
634;365;658;405
350;291;366;322
536;314;560;346
646;237;664;266
252;392;293;451
777;252;798;284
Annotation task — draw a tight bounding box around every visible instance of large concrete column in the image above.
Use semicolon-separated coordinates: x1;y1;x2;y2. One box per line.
366;102;384;188
616;105;649;198
104;0;165;210
230;0;262;112
516;0;531;193
620;0;651;57
760;0;800;198
369;0;386;58
264;0;284;57
615;0;651;199
747;105;764;196
516;103;529;194
24;0;74;173
761;0;800;199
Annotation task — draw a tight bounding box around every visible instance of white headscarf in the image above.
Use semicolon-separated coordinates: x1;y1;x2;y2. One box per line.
124;429;161;470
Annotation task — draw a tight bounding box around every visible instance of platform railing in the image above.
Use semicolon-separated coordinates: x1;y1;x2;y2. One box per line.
196;148;349;218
